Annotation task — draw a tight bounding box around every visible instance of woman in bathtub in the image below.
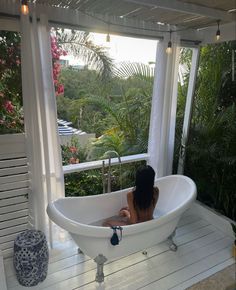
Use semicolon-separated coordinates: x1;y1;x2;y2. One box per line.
103;165;159;226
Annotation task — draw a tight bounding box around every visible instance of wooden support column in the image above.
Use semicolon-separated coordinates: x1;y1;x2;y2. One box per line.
177;47;200;174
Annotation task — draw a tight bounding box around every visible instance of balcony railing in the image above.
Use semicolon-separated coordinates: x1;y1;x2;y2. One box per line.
63;153;149;175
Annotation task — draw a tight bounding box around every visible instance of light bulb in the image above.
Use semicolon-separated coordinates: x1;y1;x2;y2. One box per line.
106;33;110;42
215;20;221;41
216;29;220;41
166;41;172;54
21;0;29;15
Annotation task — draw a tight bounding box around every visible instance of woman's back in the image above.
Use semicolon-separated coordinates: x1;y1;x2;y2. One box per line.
127;187;159;223
102;165;158;227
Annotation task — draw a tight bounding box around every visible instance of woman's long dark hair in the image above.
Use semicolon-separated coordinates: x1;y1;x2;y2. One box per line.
133;165;155;210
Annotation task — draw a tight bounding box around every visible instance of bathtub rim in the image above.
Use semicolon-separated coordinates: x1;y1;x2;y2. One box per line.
47;174;197;238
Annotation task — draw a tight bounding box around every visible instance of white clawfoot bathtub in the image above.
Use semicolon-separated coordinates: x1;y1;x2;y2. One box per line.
47;175;196;282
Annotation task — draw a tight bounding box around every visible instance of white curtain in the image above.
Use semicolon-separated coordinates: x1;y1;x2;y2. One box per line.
148;38;180;177
20;11;65;247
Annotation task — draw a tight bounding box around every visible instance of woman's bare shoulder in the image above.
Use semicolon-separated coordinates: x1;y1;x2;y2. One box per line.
154;186;159;192
127;191;134;199
154;187;159;199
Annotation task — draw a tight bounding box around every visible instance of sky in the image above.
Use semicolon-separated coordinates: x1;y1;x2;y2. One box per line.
91;33;158;64
61;32;158;66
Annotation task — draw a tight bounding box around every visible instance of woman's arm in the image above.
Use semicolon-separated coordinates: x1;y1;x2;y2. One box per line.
127;191;138;224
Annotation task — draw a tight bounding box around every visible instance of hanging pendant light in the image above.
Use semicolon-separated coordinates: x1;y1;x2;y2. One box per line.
106;23;110;42
106;32;110;43
21;0;29;15
166;30;172;54
215;20;221;41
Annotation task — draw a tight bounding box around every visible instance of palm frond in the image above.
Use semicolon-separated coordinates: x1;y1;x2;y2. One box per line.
81;96;123;129
113;62;154;81
56;30;114;80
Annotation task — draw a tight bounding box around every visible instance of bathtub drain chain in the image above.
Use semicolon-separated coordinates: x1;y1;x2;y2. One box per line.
110;226;123;246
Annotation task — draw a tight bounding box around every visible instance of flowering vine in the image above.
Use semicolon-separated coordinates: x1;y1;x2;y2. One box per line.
0;31;67;133
50;34;67;96
61;144;80;165
0;32;23;133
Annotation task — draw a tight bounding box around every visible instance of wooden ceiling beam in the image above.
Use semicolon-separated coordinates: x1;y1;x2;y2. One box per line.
122;0;234;22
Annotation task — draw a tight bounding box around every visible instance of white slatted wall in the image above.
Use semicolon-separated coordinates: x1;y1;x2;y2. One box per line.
0;134;29;258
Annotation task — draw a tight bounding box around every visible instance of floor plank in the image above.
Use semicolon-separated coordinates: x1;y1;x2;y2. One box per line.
0;252;7;290
5;213;234;290
42;229;227;289
140;247;233;290
76;236;232;290
169;258;235;290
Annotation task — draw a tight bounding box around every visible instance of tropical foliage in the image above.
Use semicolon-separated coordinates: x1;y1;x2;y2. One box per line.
82;62;154;159
57;61;154;158
0;31;24;133
61;137;87;165
58;61;155;195
176;42;236;221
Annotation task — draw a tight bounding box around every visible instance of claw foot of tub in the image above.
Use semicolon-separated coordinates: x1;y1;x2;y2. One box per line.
169;242;178;252
78;248;84;254
168;229;178;252
94;254;107;283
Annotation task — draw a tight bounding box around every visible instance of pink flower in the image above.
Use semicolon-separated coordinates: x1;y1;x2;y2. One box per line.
69;146;77;153
57;84;64;95
4;100;14;113
69;157;76;164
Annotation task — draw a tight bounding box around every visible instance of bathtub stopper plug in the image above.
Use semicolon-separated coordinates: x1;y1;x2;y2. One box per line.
110;226;123;246
111;231;119;245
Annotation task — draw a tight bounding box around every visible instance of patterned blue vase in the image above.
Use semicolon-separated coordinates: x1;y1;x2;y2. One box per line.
13;230;49;287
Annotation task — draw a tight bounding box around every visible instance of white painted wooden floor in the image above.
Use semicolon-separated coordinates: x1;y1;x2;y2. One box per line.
3;211;235;290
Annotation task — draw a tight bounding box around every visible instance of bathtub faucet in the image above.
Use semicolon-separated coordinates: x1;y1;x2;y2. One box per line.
102;150;122;193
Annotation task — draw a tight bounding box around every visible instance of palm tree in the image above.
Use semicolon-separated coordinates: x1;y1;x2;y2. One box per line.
84;62;155;158
54;29;113;80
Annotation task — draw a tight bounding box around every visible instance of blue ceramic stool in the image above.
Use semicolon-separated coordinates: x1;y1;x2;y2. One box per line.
13;230;49;287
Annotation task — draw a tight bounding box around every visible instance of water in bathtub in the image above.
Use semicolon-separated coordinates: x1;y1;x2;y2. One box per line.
90;208;164;227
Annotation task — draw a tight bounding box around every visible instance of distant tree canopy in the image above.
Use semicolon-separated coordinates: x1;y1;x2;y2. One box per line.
57;62;155;156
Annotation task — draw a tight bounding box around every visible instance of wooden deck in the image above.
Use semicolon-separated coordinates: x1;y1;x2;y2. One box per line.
3;210;235;290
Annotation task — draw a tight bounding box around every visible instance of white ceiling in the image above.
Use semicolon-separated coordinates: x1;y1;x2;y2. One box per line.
0;0;235;44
